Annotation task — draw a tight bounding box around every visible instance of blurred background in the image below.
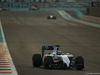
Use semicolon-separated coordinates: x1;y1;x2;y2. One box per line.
0;0;99;8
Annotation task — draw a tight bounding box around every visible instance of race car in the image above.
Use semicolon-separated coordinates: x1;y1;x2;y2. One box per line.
29;5;39;10
47;15;56;19
0;7;8;11
32;45;84;70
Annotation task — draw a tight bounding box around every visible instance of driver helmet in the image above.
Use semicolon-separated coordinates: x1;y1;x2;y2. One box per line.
56;50;62;55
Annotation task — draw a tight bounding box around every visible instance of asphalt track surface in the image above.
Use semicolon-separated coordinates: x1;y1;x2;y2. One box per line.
0;11;100;75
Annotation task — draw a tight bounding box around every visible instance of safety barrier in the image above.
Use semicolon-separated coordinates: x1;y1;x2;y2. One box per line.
0;2;51;8
70;8;83;19
0;2;88;8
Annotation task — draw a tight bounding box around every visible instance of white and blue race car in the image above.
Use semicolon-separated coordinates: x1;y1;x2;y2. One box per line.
47;15;56;19
32;45;84;70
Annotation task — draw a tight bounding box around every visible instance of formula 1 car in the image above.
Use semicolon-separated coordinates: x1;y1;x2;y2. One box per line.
47;15;56;19
0;7;8;11
29;5;39;10
32;45;84;70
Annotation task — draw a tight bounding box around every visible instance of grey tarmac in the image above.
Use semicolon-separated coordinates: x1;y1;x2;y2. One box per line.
0;11;100;75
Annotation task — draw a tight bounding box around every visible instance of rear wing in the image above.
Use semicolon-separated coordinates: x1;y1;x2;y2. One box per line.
42;45;60;58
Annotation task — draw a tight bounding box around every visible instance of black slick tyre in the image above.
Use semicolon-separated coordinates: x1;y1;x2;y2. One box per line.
44;56;53;69
53;16;56;19
32;54;42;67
75;56;84;70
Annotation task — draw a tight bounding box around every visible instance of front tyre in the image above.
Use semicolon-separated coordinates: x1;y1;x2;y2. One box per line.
32;54;42;67
75;56;84;70
53;16;56;19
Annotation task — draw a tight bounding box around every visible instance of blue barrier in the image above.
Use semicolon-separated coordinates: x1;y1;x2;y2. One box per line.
3;7;86;11
71;8;83;19
39;8;86;11
7;8;29;11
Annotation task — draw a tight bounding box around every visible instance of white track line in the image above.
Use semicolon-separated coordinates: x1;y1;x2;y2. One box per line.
0;20;18;75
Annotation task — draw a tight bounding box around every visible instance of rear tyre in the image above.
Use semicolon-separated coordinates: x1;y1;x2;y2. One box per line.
75;56;84;70
44;56;53;69
62;63;67;69
32;54;42;67
53;16;56;19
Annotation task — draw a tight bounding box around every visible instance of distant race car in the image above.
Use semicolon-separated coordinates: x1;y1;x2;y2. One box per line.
29;5;39;10
47;15;56;19
0;7;8;11
32;45;84;70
